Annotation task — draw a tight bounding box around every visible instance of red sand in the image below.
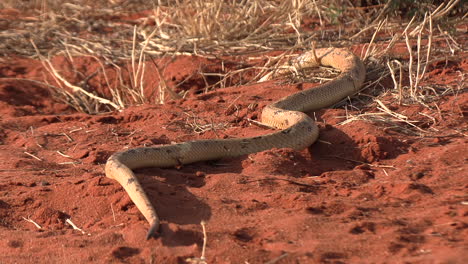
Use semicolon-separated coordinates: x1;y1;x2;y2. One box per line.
0;10;467;264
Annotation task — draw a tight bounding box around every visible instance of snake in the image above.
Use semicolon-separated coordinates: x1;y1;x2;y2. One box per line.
105;47;366;239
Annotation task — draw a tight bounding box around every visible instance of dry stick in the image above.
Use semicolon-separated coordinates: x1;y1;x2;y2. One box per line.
375;99;410;120
139;55;147;103
185;226;208;264
23;217;42;229
87;54;125;109
387;60;403;104
62;40;75;65
419;111;437;126
403;15;416;97
54;30;114;56
198;69;243;92
437;25;459;54
414;13;427;92
420;13;433;86
255;52;291;81
65;219;90;236
340;113;420;136
265;253;289;264
60;132;74;142
131;25;159;102
200;221;208;263
174;72;198;99
58;161;80;165
244;178;318;188
288;13;301;45
325;155;395;169
131;26;139;90
131;27;145;103
350;22;380;41
375;99;428;133
430;0;460;20
247;118;276;130
363;18;386;62
225;94;243;110
30;40;119;111
414;15;424;92
377;31;401;58
106;59;141;105
199;68;211;93
311;0;323;26
148;55;182;103
156;67;166;104
403;15;417;35
45;59;119;110
56;151;72;158
24;152;42;161
369;0;391;25
311;42;319;64
412;12;433;99
404;31;414;97
111;203;116;222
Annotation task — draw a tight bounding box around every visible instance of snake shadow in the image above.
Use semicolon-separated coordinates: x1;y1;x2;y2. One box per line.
306;123;365;174
135;163;234;247
134;154;248;247
134;120;363;247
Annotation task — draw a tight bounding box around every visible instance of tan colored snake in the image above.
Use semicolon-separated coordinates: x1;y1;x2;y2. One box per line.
105;47;366;239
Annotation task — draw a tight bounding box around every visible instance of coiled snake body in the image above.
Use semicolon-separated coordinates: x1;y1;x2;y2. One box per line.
105;47;366;239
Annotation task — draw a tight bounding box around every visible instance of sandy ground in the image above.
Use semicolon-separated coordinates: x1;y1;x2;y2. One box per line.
0;6;467;264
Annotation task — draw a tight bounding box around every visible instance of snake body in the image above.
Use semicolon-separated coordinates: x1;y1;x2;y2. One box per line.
105;47;366;239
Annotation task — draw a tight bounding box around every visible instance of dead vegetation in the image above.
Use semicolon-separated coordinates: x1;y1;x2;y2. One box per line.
0;0;466;137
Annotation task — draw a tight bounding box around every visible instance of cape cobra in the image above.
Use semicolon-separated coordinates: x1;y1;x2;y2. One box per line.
105;47;366;239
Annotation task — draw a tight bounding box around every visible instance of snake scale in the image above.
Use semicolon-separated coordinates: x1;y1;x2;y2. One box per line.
105;47;366;239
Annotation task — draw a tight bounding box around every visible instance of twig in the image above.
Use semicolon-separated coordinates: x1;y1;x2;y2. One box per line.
325;155;396;169
111;203;116;222
60;132;74;142
363;18;386;61
387;60;403;104
56;151;72;158
24;152;42;161
66;218;91;236
32;40;120;111
244;177;317;188
23;217;42;229
265;253;289;264
247;118;276;130
185;221;208;264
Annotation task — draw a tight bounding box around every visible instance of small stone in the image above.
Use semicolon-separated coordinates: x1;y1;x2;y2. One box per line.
40;181;50;186
70;149;89;159
409;171;425;180
356;164;371;170
195;171;205;177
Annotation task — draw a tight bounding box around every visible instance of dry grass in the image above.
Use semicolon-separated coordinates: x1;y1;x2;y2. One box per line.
0;0;466;132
